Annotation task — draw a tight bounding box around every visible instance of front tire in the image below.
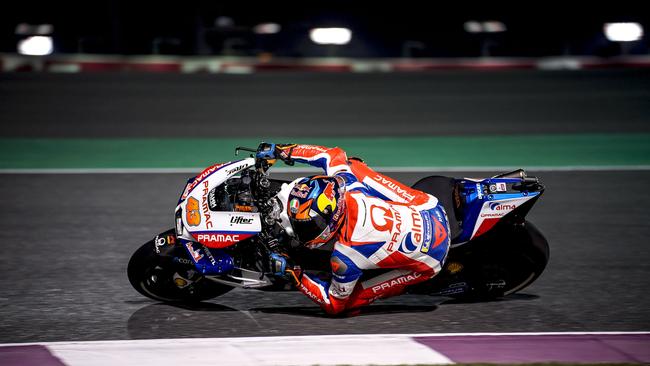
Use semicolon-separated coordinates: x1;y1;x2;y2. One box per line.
127;239;233;303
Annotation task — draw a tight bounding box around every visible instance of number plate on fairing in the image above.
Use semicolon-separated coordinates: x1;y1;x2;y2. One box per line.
188;212;262;248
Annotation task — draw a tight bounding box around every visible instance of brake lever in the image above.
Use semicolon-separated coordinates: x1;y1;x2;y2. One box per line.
235;146;256;156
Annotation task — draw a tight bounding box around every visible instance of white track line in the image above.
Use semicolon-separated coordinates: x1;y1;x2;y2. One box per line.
2;331;648;347
1;332;648;366
2;334;454;366
1;165;650;174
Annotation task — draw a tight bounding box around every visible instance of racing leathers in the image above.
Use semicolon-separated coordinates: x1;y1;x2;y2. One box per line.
276;144;450;315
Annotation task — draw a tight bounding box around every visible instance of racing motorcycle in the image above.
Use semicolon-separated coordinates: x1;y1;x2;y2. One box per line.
127;145;549;305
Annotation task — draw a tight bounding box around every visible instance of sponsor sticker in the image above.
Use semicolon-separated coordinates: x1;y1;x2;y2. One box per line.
173;273;192;288
185;242;203;262
373;174;416;201
154;235;166;253
420;211;433;253
317;182;337;213
225;164;246;175
208;189;218;210
371;272;422;293
230;216;254;225
197;233;239;242
201;181;213;229
203;247;217;266
291;184;311;199
479;201;520;218
446;262;463;274
154;234;176;253
181;162;228;199
289;199;300;214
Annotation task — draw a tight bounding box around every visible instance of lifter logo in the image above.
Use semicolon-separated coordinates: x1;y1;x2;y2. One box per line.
230;216;253;225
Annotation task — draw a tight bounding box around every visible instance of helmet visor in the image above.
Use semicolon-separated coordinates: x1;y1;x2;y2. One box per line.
289;211;329;244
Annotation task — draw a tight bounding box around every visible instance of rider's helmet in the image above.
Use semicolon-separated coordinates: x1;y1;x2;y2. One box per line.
286;175;346;248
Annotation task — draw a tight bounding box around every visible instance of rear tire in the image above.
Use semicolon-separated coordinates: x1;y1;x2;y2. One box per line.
450;221;549;300
127;239;233;303
414;221;549;301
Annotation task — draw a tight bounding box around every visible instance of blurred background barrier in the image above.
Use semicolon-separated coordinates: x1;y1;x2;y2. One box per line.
2;54;650;73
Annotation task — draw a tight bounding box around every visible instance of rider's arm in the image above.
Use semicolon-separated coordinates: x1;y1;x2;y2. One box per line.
272;144;351;176
347;159;437;208
279;143;436;208
277;144;373;195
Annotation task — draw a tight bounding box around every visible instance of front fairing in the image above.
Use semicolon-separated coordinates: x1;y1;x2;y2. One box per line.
175;158;262;248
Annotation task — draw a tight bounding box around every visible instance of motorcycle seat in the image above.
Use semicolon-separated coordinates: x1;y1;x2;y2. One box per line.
411;176;462;241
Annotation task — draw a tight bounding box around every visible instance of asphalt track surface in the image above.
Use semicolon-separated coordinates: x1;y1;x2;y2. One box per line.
0;170;649;343
1;69;649;344
2;69;650;138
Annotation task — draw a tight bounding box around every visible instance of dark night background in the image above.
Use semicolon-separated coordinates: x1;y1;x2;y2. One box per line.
1;2;649;57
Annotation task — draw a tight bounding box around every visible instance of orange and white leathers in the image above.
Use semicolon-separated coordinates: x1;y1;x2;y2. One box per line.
276;145;450;315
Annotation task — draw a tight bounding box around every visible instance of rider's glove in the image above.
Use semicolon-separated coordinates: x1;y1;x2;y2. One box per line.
269;252;291;275
269;252;302;284
256;142;296;165
275;144;296;165
256;142;277;159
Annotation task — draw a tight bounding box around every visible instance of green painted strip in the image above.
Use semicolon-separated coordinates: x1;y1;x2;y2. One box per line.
1;134;649;169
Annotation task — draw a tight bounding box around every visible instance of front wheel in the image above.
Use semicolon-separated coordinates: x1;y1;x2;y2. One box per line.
127;237;233;303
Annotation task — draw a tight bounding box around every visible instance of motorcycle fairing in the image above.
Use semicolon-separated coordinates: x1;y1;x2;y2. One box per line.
176;158;262;248
456;177;541;243
180;239;235;275
188;212;261;248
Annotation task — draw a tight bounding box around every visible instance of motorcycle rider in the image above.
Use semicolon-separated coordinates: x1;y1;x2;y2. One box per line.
259;143;450;315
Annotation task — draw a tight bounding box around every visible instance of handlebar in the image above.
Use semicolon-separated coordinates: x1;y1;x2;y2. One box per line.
235;146;257;156
233;145;284;232
236;143;295;175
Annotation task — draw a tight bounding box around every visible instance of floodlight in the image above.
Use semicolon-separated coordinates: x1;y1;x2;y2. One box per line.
253;23;281;34
464;21;506;33
15;23;53;35
18;36;53;56
604;22;643;42
36;24;53;35
464;21;482;33
483;21;507;33
309;28;352;45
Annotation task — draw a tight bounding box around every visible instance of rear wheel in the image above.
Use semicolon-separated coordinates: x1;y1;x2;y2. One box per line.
127;239;233;303
414;221;549;301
